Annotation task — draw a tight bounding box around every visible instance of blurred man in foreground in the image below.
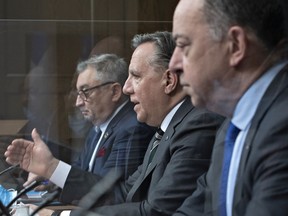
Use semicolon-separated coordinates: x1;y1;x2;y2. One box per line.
169;0;288;215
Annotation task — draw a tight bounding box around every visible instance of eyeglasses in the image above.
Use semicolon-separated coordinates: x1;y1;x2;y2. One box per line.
77;81;115;101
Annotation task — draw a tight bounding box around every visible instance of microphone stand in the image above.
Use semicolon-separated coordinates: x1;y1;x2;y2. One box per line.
0;164;20;177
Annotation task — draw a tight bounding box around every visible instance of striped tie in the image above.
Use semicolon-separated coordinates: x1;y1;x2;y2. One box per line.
147;128;164;165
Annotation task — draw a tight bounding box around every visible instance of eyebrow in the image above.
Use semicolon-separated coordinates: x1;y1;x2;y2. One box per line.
173;33;189;41
78;84;91;90
129;69;138;76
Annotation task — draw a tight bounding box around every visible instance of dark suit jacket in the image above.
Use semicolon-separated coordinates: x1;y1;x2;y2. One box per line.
62;98;224;216
174;65;288;216
72;101;156;179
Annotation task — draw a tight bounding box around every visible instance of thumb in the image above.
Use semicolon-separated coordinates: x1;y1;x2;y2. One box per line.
31;128;43;144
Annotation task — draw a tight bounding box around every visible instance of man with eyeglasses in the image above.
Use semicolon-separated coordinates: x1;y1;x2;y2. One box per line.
22;54;156;191
71;54;156;177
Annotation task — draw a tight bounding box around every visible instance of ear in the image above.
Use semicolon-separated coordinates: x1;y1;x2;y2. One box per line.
164;69;178;94
111;83;122;102
227;26;246;67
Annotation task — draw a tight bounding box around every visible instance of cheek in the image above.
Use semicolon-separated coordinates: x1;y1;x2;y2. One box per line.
182;57;198;83
87;104;97;115
183;45;212;84
136;87;154;113
138;92;150;110
88;99;102;112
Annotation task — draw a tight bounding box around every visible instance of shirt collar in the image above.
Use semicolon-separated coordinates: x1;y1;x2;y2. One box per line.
232;61;287;131
160;100;185;132
94;100;129;133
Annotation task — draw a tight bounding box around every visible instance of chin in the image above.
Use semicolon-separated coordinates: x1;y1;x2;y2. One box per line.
135;113;144;123
84;116;92;122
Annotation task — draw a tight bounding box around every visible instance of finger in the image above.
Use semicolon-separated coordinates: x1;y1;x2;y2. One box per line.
23;173;38;187
31;128;43;144
27;204;37;210
5;138;32;159
6;139;26;155
23;180;32;187
5;141;26;165
5;138;35;171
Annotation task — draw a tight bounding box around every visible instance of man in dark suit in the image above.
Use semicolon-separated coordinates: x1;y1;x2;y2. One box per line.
71;54;155;179
23;54;155;189
5;32;224;215
169;0;288;215
72;101;153;179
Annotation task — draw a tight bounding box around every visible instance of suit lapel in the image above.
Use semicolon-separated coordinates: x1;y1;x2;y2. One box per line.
126;138;154;201
234;65;288;206
128;98;193;200
143;132;167;178
96;101;133;151
144;98;191;178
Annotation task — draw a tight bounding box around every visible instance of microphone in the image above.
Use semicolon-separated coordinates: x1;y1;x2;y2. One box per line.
0;200;10;216
6;180;42;210
0;164;20;177
29;187;61;216
74;169;123;216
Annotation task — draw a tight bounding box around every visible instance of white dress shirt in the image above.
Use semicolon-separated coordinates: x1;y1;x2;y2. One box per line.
50;101;128;188
56;99;184;216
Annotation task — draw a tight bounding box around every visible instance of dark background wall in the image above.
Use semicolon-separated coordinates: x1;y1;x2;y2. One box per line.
0;0;178;161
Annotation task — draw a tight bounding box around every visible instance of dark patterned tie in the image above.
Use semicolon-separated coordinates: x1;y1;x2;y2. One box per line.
147;128;164;166
219;122;240;216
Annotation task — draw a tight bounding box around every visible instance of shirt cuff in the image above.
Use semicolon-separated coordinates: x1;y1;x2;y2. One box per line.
50;161;71;188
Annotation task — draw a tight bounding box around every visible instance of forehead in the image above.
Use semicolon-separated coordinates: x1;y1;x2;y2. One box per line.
129;42;155;71
76;66;99;87
176;0;204;15
173;0;204;35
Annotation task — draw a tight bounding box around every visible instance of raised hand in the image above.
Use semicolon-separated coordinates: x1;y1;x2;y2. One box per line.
5;128;59;179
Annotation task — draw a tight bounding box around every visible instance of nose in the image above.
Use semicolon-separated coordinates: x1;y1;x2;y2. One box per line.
169;47;183;76
75;95;85;107
123;76;133;95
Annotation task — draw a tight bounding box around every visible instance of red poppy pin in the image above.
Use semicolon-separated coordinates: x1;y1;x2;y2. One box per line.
97;147;106;157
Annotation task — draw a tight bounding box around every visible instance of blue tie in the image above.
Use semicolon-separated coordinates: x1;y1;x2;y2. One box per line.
219;122;240;216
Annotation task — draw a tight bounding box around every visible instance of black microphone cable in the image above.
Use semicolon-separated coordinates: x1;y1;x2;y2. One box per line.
0;164;21;216
0;164;20;177
6;180;42;210
0;200;10;216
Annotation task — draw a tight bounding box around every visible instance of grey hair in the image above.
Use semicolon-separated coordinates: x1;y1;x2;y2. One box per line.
203;0;287;50
131;31;176;70
76;54;128;87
